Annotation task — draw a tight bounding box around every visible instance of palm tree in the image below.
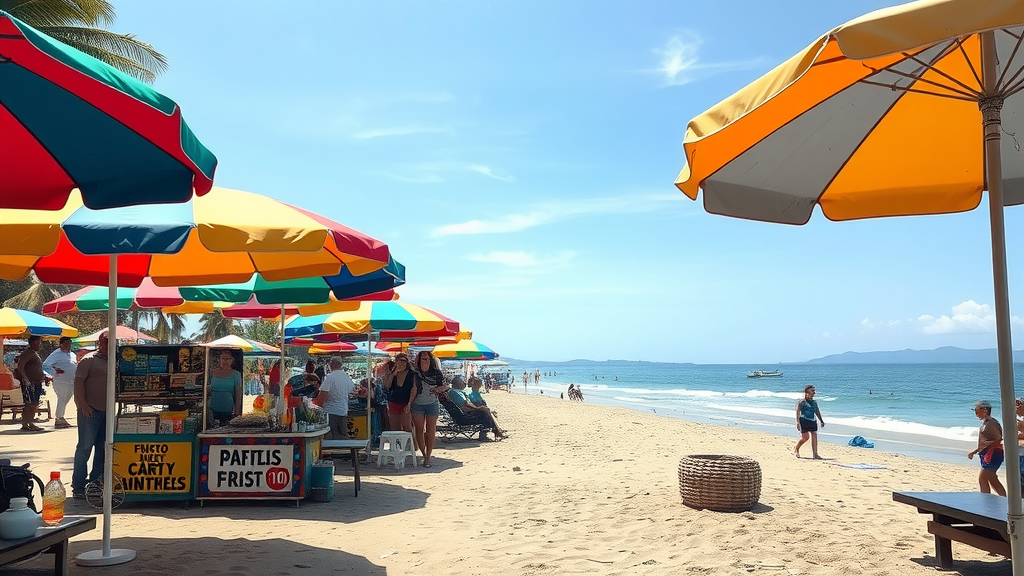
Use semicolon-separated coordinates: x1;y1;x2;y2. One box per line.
194;312;233;342
2;0;167;83
151;312;186;344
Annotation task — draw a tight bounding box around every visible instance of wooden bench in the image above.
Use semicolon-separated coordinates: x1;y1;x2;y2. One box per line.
0;515;96;576
321;439;368;496
892;491;1011;569
0;388;52;423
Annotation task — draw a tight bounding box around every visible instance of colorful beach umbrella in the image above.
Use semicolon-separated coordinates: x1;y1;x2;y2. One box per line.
42;279;396;318
0;188;394;567
0;188;392;287
203;334;280;357
673;1;1024;569
75;325;156;344
0;307;78;338
305;342;358;355
284;301;460;340
431;339;498;360
0;11;216;210
177;257;404;306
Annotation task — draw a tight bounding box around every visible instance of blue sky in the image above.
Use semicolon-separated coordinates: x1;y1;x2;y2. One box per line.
112;1;1024;364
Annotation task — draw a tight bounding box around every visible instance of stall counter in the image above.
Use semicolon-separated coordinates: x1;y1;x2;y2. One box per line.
196;426;329;502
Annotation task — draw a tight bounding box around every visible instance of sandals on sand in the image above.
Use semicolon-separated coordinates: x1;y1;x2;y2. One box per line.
21;424;45;432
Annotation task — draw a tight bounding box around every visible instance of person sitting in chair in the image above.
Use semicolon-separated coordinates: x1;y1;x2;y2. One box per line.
449;376;507;440
468;376;496;416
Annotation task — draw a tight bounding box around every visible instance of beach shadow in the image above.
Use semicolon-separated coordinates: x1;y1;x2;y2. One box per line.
748;502;775;514
8;536;386;576
0;449;74;468
909;555;1010;575
61;479;430;524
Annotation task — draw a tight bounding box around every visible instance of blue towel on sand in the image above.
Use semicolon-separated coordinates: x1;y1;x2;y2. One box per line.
848;435;875;448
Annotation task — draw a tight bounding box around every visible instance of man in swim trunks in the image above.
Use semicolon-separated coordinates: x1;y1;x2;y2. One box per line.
793;385;825;459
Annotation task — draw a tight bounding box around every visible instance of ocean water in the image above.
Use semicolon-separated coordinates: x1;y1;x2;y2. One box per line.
496;360;1024;465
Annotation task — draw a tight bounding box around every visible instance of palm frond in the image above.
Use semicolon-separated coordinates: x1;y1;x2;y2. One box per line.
38;26;167;82
4;0;115;28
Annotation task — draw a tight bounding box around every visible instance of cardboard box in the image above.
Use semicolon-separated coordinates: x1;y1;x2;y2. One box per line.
136;416;158;434
116;417;138;434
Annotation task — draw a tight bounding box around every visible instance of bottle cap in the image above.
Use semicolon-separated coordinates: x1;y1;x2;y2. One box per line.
50;471;60;480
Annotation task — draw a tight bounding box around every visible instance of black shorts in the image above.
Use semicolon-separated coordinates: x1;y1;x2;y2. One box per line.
20;380;42;405
799;418;818;433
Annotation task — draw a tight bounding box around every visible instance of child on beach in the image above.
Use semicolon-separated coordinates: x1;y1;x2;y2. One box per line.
969;399;1006;495
793;385;825;459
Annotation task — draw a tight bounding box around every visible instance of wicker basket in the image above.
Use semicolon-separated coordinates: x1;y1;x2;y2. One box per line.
678;454;762;512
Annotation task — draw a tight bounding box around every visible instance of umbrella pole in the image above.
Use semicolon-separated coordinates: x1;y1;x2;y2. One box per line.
280;305;286;419
981;30;1023;576
367;332;373;460
76;255;135;566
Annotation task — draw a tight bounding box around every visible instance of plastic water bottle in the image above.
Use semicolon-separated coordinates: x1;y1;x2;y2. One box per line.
41;471;66;526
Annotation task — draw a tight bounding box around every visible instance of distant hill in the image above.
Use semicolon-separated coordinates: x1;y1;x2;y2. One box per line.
802;347;1024;364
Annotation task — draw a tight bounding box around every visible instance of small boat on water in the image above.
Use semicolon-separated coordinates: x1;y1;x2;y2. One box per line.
747;369;783;378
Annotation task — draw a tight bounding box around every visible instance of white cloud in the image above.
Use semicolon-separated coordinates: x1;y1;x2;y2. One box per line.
468;165;514;182
861;318;901;331
914;300;1024;334
352;125;453;140
384;160;512;184
652;33;766;87
917;300;999;334
466;250;577;269
432;193;682;236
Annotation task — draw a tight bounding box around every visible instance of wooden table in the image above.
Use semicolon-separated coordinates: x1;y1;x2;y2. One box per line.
892;491;1010;569
0;516;96;576
321;439;368;497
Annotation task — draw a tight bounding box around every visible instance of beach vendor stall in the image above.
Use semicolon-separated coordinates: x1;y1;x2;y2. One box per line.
112;343;330;505
196;345;329;504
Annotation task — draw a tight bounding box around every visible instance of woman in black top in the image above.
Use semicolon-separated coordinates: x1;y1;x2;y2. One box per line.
383;353;414;432
409;350;449;467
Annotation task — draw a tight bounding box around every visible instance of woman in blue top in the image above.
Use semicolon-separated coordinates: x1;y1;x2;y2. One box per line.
209;349;243;425
793;385;825;459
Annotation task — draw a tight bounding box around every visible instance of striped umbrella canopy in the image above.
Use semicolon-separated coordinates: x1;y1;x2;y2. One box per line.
374;331;474;352
75;325;155;344
0;187;391;286
284;301;460;341
178;257;405;305
305;341;358;355
0;11;216;210
673;1;1024;569
42;275;399;318
431;339;498;360
203;334;280;356
0;307;77;338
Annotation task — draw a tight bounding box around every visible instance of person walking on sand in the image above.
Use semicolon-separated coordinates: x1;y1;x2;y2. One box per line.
793;385;825;459
42;336;77;429
969;400;1006;495
16;335;46;432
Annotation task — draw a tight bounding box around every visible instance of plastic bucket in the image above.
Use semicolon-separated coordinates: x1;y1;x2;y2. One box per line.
308;461;335;502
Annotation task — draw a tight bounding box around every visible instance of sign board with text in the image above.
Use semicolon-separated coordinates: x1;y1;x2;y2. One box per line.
197;435;318;500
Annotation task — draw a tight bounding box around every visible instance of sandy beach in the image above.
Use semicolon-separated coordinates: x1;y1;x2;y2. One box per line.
1;392;1011;576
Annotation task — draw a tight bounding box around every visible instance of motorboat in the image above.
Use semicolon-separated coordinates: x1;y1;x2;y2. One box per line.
747;369;783;378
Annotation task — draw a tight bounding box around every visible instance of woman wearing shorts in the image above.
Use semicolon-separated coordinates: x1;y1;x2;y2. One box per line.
409;350;449;468
383;353;414;433
793;385;825;459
